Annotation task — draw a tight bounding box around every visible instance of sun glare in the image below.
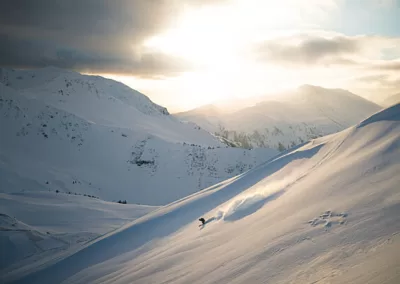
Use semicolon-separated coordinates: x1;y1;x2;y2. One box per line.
138;0;341;110
144;6;241;67
144;0;314;66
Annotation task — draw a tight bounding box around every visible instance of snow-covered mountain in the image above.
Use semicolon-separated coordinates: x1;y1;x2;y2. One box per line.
176;85;381;151
381;93;400;107
7;103;399;284
0;67;277;205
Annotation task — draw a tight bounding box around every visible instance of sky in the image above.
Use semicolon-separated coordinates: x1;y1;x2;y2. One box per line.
1;0;399;112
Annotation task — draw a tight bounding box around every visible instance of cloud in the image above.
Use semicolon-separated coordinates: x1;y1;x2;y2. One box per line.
372;60;400;71
355;73;400;88
0;0;216;76
0;0;178;42
0;34;194;78
253;35;359;66
350;70;400;103
1;0;399;83
245;31;400;103
252;33;400;67
355;74;390;84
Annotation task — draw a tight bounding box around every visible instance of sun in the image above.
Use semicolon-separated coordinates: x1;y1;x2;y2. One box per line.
143;0;305;67
144;5;242;68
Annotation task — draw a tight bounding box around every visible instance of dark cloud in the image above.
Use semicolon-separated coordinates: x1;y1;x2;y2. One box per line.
0;0;214;76
0;33;194;78
0;0;183;39
254;35;360;66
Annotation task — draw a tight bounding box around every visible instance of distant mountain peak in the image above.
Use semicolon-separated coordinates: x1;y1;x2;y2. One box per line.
176;85;381;151
381;93;400;107
297;84;352;96
176;103;223;116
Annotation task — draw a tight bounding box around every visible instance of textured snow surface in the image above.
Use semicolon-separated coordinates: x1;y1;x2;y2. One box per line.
6;104;399;284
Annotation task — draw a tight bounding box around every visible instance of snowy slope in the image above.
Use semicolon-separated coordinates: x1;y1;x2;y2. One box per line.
0;67;213;144
0;68;278;205
0;191;156;274
9;104;399;284
176;85;381;150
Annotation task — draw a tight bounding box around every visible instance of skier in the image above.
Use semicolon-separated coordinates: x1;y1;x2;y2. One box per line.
199;217;205;226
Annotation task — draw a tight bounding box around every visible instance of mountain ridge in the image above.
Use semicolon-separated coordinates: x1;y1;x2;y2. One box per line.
176;85;382;150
